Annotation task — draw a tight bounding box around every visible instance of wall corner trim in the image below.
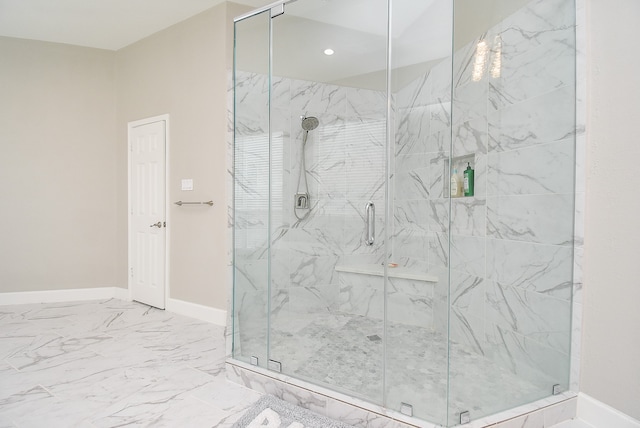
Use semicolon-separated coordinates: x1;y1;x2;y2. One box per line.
578;393;640;428
165;297;227;326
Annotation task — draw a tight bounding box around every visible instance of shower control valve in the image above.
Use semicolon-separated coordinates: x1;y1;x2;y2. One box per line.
295;193;310;209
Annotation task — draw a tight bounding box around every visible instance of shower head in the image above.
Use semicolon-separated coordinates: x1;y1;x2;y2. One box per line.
301;116;319;131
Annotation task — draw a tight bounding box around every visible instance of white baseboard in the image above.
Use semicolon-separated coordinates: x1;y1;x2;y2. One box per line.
0;288;227;327
166;297;227;326
0;287;128;305
578;393;640;428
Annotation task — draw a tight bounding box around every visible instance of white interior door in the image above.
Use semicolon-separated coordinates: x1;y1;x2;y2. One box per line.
129;119;167;309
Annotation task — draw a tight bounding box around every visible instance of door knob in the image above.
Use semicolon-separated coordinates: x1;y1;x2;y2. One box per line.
150;221;162;228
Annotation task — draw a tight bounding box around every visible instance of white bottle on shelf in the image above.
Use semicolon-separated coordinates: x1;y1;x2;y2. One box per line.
451;169;462;197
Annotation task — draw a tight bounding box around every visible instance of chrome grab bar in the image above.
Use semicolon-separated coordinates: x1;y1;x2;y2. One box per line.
174;201;214;206
365;201;375;246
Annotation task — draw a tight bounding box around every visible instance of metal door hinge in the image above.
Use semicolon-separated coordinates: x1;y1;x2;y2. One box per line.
400;403;413;417
268;359;282;372
270;4;284;18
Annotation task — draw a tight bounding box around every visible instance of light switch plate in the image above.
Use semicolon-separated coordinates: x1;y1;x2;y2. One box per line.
181;179;193;191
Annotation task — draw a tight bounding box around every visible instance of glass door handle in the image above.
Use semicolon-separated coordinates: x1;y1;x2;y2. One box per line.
365;201;375;246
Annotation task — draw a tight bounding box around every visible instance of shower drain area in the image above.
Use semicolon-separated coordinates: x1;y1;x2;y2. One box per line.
258;312;558;423
367;334;382;342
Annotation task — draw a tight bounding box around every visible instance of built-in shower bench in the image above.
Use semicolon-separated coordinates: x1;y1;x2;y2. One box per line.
334;264;438;283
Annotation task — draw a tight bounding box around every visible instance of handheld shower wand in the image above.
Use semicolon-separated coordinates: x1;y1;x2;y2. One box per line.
294;115;319;221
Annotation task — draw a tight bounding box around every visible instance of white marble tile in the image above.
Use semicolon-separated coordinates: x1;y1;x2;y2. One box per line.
396;68;432;110
495;410;545;428
451;197;486;237
488;86;576;152
453;80;488;125
396;106;432;152
425;130;450;155
498;0;575;58
453;116;488;155
544;398;578;427
489;39;575;112
487;139;575;196
395;165;430;201
0;363;39;408
234;71;269;136
291;79;347;117
486;239;574;300
487;194;574;245
485;322;570;387
337;272;384;319
2;391;99;428
486;281;572;354
346;87;386;119
387;289;434;328
450;235;486;278
326;399;416;428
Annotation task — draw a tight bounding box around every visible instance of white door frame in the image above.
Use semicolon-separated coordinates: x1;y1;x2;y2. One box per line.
127;114;170;307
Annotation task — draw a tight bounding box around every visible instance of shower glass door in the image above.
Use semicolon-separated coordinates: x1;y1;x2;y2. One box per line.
386;0;453;424
266;0;390;404
446;0;576;423
232;9;271;369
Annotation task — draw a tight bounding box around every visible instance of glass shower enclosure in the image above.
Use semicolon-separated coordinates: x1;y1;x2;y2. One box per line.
233;0;576;425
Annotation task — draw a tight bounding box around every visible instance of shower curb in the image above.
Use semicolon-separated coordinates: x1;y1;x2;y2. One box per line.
226;358;577;428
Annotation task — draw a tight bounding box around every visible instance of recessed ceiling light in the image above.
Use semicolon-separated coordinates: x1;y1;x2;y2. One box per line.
324;48;334;56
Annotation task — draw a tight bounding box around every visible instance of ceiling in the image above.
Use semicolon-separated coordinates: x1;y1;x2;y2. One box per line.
0;0;271;50
0;0;528;90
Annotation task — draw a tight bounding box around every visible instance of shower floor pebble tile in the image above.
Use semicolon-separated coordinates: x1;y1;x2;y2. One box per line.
0;299;261;427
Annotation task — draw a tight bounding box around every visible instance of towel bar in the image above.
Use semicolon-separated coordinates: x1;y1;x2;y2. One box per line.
174;201;213;206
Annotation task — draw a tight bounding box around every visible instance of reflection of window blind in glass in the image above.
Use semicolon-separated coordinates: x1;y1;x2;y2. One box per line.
235;132;283;248
316;118;385;202
235;132;283;208
270;132;284;226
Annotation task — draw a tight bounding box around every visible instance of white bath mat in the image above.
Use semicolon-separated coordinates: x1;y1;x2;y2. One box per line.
233;395;354;428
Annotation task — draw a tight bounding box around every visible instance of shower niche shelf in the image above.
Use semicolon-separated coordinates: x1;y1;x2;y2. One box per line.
335;264;438;283
445;154;475;198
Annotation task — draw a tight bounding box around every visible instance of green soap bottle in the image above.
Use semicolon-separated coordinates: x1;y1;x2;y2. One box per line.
463;162;474;197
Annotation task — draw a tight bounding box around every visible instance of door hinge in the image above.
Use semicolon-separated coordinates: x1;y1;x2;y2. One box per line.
270;4;284;18
130;267;134;278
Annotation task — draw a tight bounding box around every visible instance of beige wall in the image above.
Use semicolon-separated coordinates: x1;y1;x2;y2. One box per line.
582;0;640;420
115;2;249;310
0;2;249;311
0;37;118;292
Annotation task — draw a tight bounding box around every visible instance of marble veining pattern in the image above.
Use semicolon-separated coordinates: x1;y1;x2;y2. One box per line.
0;299;262;427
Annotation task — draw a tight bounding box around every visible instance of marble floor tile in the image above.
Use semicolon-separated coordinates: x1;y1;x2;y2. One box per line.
0;299;261;428
1;299;568;427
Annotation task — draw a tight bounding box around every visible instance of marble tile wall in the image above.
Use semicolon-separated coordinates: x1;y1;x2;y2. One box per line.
460;0;576;395
392;57;452;332
389;0;577;413
234;70;390;363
